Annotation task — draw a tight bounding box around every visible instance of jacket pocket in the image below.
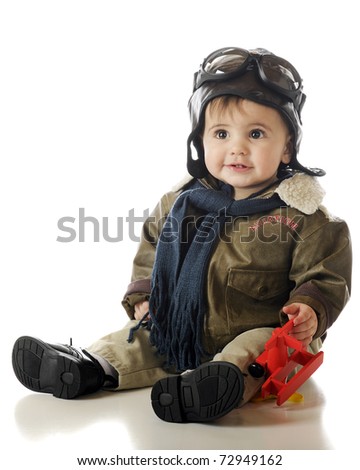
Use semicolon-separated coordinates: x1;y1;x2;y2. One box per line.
225;268;291;332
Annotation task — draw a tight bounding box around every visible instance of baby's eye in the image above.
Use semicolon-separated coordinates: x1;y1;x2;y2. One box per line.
215;130;228;139
250;129;264;139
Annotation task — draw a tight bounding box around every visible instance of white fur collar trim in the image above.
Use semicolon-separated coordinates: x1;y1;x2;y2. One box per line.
275;173;326;215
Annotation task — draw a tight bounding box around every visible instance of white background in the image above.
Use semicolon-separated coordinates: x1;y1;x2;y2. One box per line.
1;0;358;464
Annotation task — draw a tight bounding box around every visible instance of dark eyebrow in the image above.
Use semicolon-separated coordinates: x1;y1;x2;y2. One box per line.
248;122;272;131
206;123;230;132
206;122;273;133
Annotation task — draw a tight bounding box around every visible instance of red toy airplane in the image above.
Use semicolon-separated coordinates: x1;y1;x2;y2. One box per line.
249;320;324;405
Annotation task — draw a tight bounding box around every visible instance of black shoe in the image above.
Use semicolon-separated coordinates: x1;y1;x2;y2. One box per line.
12;336;106;399
151;361;244;423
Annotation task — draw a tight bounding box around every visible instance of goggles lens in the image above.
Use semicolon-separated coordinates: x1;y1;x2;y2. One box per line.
203;50;248;75
195;47;303;97
260;55;301;91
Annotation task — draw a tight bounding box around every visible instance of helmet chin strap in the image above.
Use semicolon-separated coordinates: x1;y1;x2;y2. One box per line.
186;131;208;178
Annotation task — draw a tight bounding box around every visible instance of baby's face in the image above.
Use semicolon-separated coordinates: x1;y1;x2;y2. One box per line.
202;99;291;199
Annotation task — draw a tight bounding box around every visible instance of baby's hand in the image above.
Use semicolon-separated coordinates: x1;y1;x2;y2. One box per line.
282;303;318;347
134;300;150;321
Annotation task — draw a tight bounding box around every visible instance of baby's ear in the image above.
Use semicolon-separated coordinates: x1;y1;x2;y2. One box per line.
282;136;293;164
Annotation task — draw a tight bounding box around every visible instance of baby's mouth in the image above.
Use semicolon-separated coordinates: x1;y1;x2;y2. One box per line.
226;163;250;170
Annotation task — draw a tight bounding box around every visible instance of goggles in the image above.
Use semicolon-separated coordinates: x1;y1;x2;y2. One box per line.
193;47;306;114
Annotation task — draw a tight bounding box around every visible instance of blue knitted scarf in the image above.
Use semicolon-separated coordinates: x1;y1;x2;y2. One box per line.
149;181;286;371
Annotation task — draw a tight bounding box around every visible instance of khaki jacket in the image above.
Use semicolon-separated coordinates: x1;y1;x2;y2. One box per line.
122;173;352;355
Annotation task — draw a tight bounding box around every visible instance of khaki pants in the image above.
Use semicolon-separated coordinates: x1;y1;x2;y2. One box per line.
87;321;322;406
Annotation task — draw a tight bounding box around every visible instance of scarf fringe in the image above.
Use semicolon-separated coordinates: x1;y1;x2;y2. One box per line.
150;287;207;371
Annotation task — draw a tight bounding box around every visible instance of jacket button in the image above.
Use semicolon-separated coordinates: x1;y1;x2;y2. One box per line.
258;285;268;296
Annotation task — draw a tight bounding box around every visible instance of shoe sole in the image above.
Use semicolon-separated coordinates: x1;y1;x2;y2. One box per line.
12;336;82;399
151;361;244;423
